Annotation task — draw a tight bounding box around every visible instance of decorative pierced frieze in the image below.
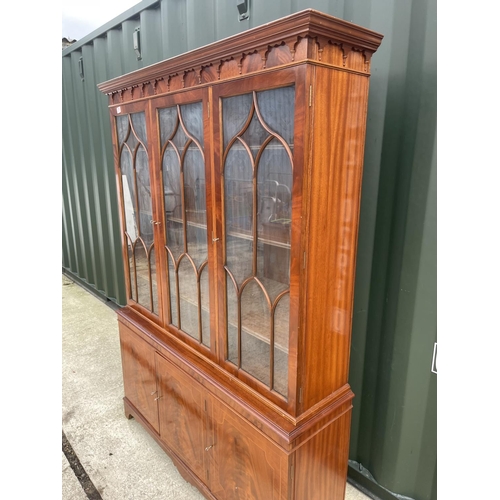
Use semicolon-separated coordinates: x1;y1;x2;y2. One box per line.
104;35;376;104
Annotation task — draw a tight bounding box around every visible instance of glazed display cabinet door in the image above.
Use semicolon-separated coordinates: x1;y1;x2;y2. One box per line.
100;11;383;500
119;326;159;433
152;90;216;356
113;107;161;321
214;69;305;410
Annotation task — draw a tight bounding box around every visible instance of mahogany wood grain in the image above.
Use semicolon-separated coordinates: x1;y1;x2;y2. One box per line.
210;403;289;500
98;10;382;105
294;407;352;500
301;64;371;412
117;307;353;448
100;11;383;500
119;325;159;432
211;67;306;416
156;352;209;484
118;307;358;499
124;395;218;500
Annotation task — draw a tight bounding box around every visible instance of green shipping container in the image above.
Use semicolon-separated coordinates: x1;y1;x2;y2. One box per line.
62;1;436;499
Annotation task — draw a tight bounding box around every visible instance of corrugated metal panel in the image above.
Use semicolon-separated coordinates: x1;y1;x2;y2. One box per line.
62;1;436;498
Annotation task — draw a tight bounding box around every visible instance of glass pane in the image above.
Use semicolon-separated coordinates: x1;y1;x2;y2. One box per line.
120;149;136;240
241;112;268;159
163;145;184;260
160;102;210;345
127;240;136;302
135;242;152;311
224;145;253;286
273;294;289;397
131;112;148;145
241;280;271;387
200;266;210;348
116;112;157;315
159;107;178;145
136;145;153;246
226;273;239;366
150;246;158;314
222;93;253;150
222;87;295;396
180;102;204;146
224;145;253;234
256;86;295;146
178;257;199;341
172;118;189;151
117;115;129;143
184;146;207;268
257;139;292;297
168;252;179;327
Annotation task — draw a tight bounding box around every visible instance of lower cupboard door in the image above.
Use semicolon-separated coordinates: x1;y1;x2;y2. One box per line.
155;353;209;484
210;405;289;500
119;326;159;433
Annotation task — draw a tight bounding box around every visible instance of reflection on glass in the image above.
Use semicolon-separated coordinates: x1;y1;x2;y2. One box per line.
135;242;152;310
184;147;207;268
225;145;253;237
222;93;253;150
178;257;199;340
167;251;178;327
117;115;130;144
200;267;210;348
241;112;267;159
127;240;136;302
273;294;289;397
180;102;204;146
117;112;158;315
136;146;153;246
151;247;158;313
222;86;295;398
159;102;210;346
257;139;292;292
120;150;135;239
226;274;238;364
241;280;271;388
256;87;295;146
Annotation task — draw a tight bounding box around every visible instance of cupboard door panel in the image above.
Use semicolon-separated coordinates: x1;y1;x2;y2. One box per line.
119;325;159;432
210;404;288;500
156;354;208;484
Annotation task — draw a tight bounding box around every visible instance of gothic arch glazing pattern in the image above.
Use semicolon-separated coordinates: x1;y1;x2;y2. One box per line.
159;102;210;347
117;112;158;314
222;86;295;397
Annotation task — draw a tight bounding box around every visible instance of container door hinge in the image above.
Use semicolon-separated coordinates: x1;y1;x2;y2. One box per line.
309;85;312;107
299;387;303;403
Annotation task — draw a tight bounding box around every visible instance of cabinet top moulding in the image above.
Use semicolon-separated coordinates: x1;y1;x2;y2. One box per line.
97;9;383;104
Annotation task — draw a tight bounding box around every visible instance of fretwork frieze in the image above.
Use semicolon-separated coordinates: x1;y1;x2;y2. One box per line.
106;35;374;105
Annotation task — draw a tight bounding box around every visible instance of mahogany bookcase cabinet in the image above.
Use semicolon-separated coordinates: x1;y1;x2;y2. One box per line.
98;10;382;500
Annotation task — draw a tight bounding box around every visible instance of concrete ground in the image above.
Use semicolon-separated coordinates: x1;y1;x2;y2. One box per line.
62;274;371;500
